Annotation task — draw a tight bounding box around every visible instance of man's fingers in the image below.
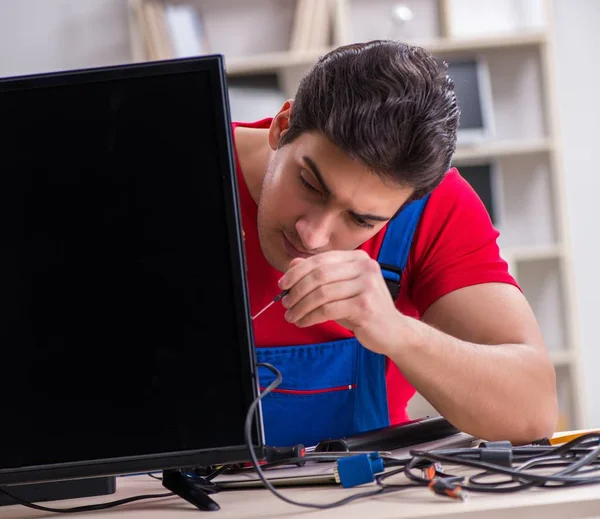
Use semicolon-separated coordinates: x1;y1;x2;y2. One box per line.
293;296;364;328
284;279;363;325
288;257;305;268
279;250;367;291
283;261;362;308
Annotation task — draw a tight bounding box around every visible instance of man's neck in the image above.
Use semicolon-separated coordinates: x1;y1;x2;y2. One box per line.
234;126;272;205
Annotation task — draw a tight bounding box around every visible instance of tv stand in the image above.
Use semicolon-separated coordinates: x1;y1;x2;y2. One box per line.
162;469;221;512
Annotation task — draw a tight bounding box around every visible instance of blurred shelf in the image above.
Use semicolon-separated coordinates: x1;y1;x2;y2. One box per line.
423;30;547;55
225;48;328;76
502;243;563;262
550;350;574;367
453;138;553;164
224;31;548;77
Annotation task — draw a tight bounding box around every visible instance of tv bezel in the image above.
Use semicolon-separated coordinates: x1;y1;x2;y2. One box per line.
0;54;265;486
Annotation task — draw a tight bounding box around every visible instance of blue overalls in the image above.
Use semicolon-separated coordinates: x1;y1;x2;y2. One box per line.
256;195;430;447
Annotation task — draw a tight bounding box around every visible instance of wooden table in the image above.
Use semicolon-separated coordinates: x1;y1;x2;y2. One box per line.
3;473;600;519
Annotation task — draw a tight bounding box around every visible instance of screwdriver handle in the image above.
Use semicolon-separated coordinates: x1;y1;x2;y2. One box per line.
273;289;290;303
264;444;306;465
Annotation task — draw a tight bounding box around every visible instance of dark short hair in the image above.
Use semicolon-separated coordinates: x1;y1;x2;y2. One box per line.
280;40;460;200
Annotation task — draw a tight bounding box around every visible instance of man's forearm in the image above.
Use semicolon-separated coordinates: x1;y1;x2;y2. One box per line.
386;315;558;444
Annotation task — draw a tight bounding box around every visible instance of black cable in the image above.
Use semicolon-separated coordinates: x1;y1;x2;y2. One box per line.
244;364;600;506
375;433;600;496
409;443;600;487
244;362;415;509
0;487;174;514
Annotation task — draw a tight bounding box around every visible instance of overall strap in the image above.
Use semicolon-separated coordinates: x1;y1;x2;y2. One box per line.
378;194;431;300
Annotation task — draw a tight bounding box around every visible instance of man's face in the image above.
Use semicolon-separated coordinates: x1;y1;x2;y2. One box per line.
256;130;414;273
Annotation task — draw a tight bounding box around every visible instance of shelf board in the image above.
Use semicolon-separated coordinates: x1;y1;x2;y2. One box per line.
550;350;574;367
421;30;547;55
225;48;328;76
224;31;548;76
501;243;564;262
452;138;553;164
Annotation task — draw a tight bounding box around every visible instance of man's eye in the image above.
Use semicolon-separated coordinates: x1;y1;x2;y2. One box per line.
300;175;319;193
352;215;375;229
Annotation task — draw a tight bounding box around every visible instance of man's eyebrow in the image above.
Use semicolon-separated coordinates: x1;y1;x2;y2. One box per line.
302;155;392;222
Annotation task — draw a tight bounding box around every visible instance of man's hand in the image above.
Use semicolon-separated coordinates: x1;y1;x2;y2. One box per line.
278;249;405;354
279;251;558;444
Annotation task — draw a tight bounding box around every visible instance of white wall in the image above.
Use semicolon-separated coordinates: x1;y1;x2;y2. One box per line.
551;0;600;428
0;0;131;77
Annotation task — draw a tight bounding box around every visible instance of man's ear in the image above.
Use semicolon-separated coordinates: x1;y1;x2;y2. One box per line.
268;99;294;151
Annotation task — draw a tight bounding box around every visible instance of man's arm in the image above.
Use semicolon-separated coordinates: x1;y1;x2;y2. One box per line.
389;282;558;444
279;251;558;445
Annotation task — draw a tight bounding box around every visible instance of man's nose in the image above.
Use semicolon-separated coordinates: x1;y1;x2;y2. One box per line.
295;213;334;251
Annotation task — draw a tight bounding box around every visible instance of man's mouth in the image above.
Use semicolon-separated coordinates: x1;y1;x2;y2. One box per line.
282;233;313;260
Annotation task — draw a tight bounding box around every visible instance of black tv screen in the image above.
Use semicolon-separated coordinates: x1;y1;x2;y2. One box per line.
459;163;498;224
447;59;485;131
0;56;262;485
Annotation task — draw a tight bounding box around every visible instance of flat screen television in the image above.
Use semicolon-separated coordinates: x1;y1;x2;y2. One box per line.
446;57;495;146
0;55;264;497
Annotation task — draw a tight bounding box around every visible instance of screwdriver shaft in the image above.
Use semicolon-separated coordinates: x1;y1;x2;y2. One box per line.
251;300;276;320
251;289;289;320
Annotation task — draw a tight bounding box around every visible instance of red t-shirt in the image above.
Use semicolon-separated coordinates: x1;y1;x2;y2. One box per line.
233;118;518;425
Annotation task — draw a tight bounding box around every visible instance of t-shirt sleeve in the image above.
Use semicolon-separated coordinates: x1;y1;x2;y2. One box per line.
405;168;520;316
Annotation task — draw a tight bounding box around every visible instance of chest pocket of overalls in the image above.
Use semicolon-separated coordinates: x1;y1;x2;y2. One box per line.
257;195;430;448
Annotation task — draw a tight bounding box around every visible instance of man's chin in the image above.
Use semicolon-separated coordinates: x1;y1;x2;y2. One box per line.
264;254;288;273
257;239;288;273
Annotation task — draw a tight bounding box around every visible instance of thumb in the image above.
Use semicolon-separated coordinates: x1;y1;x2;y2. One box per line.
289;257;305;268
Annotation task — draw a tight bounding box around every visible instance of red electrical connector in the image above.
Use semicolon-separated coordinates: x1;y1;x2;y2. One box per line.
428;478;467;501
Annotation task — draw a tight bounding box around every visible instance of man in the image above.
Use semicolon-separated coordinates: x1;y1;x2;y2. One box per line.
233;40;557;447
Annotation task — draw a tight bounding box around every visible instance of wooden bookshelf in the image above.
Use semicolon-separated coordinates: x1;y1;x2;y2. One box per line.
127;0;586;431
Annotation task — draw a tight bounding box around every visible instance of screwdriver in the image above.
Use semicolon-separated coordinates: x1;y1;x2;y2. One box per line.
239;443;305;468
265;444;306;466
251;289;289;320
